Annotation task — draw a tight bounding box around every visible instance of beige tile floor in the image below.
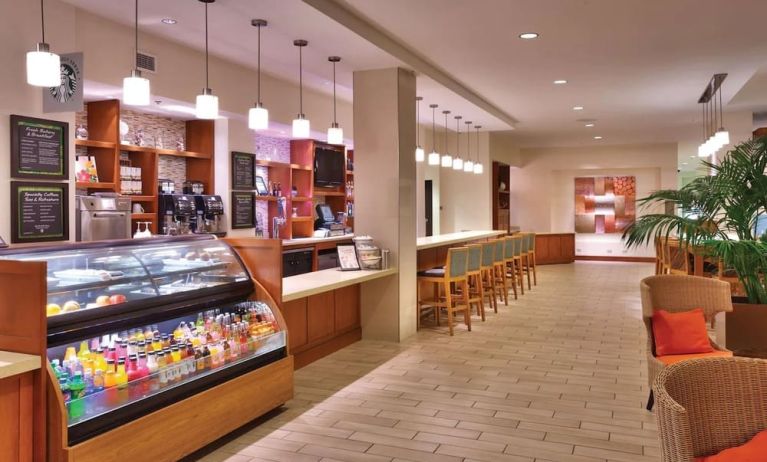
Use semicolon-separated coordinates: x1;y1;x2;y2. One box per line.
198;261;659;462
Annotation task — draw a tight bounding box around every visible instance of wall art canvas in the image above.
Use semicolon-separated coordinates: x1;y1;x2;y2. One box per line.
574;176;636;233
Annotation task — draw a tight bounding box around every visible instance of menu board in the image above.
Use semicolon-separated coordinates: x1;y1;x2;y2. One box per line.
231;192;255;229
11;181;69;243
10;115;69;180
231;151;255;190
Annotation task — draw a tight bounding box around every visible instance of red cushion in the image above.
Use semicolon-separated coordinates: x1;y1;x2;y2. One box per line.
652;308;713;356
695;429;767;461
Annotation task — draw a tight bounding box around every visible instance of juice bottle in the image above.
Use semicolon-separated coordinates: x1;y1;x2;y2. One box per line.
103;358;116;388
144;325;153;341
58;373;71;403
163;348;173;364
186;342;195;361
65;346;77;364
223;340;231;362
136;329;145;342
156;351;166;369
115;359;128;389
94;348;107;372
69;371;86;400
127;341;137;357
107;346;117;362
202;346;212;369
196;312;204;331
93;369;105;392
151;336;162;353
126;356;139;382
146;351;158;374
161;334;170;349
195;349;204;371
77;341;91;362
173;323;184;341
171;346;181;363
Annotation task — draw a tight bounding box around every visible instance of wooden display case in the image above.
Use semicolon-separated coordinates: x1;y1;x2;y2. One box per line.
0;236;292;461
492;161;511;232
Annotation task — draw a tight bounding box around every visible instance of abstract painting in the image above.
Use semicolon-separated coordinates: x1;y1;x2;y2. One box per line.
574;176;635;233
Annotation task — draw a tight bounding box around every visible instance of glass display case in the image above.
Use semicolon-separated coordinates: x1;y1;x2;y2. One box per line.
0;235;288;446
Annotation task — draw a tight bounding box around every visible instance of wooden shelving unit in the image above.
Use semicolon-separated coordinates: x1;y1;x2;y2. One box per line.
492;161;510;233
345;150;354;228
75;99;215;235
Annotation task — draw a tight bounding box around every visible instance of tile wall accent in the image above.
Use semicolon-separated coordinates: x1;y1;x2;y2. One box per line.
254;134;292;228
158;155;187;193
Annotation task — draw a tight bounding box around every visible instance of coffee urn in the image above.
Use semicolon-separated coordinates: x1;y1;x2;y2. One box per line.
158;194;197;235
193;195;227;236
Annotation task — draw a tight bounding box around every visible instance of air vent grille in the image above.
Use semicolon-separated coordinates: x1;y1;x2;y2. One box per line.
136;52;156;73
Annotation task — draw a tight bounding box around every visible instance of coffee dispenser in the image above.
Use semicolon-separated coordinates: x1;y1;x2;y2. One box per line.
158;194;197;235
193;195;227;235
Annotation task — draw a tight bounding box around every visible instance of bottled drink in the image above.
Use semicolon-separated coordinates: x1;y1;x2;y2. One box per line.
77;341;91;362
69;371;86;400
93;369;105;392
59;373;71;403
195;349;204;371
126;355;140;382
171;346;181;363
115;359;128;389
104;359;116;388
202;346;212;369
146;351;158;375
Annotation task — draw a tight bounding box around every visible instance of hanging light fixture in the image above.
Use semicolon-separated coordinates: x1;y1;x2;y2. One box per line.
292;39;310;138
415;97;425;162
714;80;729;149
441;110;453;168
326;56;344;144
463;120;474;172
452;115;464;170
428;104;440;165
697;74;728;157
473;125;484;174
123;0;150;106
195;0;218;119
27;0;60;87
248;19;269;130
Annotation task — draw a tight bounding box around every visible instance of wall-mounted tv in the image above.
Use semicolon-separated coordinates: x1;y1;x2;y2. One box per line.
314;147;345;187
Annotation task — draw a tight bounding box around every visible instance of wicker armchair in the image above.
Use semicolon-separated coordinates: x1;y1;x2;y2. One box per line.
654;357;767;462
641;275;733;410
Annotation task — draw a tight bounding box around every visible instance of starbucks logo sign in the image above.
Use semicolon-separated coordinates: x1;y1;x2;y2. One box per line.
50;62;78;103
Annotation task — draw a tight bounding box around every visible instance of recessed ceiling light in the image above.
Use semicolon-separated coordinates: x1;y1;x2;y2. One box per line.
585;123;595;127
553;80;567;85
161;18;177;25
593;136;603;140
682;162;688;165
689;155;696;159
519;32;539;40
573;106;584;111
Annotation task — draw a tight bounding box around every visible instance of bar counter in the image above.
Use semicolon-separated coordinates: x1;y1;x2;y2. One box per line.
283;267;397;302
416;230;507;250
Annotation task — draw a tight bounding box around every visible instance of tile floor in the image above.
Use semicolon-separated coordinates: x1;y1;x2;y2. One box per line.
199;261;658;462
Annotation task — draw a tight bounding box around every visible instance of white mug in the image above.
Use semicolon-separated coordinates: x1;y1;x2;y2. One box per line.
132;203;144;214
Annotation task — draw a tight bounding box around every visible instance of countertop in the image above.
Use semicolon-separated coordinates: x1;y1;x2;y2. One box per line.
0;351;41;380
416;230;507;250
282;267;397;302
282;234;355;247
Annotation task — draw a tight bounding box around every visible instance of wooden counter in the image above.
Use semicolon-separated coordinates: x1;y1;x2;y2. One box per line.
535;232;575;264
417;230;507;271
283;267;397;302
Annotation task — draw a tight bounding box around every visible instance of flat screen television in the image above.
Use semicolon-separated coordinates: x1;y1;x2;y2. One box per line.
314;147;345;187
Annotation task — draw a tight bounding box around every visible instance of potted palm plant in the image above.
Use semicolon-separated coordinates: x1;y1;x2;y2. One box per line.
623;136;767;353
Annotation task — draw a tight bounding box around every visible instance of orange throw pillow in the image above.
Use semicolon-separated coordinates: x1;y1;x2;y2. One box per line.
652;308;713;356
695;429;767;461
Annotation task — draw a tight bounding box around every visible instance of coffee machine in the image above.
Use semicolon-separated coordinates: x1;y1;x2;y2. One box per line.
158;194;197;235
194;195;226;236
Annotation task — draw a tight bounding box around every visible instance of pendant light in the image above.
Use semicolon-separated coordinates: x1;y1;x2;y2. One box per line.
27;0;60;87
195;0;218;119
415;97;425;162
463;120;474;172
441;110;453;168
473;125;484;175
292;39;310;138
714;82;729;149
248;19;269;130
123;0;150;106
697;102;707;157
452;115;464;170
327;56;343;144
428;104;440;165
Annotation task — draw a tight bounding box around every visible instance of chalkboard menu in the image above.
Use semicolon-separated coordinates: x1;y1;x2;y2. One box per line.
10;115;69;180
231;151;255;190
231;192;255;229
11;181;69;243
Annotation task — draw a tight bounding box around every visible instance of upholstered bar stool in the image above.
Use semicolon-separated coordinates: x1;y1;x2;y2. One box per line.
480;241;498;314
527;232;538;286
511;234;525;295
503;237;519;301
466;244;485;321
417;246;472;336
492;239;509;306
520;233;533;290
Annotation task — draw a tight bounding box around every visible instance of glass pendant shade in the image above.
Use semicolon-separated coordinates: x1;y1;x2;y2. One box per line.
248;104;269;130
27;44;60;87
195;89;219;119
123;70;150;106
464;160;474;172
715;129;730;148
415;146;425;162
697;143;708;157
473;162;483;175
327;124;343;144
452;157;463;170
441;153;453;168
428;151;440;165
292;116;310;138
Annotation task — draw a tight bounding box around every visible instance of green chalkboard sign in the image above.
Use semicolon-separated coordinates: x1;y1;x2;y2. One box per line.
11;181;69;243
231;151;256;191
231;192;255;229
10;114;69;180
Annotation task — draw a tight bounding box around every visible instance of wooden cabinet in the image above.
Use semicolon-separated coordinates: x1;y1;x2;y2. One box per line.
0;372;35;462
335;285;361;333
535;233;575;264
492;161;511;232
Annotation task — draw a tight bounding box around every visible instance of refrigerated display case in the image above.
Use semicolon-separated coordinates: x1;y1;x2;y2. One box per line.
0;235;293;462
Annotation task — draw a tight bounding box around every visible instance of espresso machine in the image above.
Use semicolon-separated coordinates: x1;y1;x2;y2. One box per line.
194;195;227;236
158;194;197;235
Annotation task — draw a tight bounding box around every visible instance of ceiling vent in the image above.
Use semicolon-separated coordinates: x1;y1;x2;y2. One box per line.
136;51;156;74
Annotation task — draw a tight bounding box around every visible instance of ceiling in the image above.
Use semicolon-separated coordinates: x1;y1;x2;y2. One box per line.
62;0;767;149
61;0;508;130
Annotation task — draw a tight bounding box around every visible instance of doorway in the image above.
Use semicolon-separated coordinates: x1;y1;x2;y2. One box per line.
425;180;433;236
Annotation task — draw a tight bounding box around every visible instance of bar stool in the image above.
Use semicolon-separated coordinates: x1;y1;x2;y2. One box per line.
466;244;485;321
492;239;509;306
502;237;519;301
520;233;533;291
480;241;498;314
510;234;525;296
417;246;472;336
526;232;538;286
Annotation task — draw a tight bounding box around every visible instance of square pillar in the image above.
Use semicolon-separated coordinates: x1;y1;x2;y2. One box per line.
353;67;417;342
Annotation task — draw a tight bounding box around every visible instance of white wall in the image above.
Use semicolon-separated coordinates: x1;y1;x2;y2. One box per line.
510;143;678;257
